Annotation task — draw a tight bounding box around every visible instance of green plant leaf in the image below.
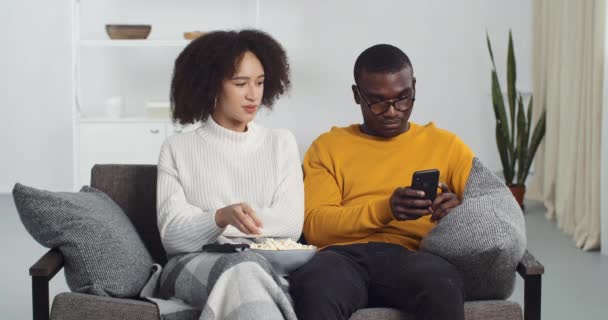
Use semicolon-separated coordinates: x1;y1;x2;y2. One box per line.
507;30;517;146
486;31;497;70
491;70;513;184
523;109;546;180
526;96;533;145
516;95;527;184
496;122;512;184
524;95;533;177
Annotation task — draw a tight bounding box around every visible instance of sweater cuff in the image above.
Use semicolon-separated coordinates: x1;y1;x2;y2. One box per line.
203;208;226;244
211;207;227;230
373;198;394;225
206;223;226;244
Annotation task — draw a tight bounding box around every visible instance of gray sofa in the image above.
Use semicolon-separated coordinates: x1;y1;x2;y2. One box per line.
29;165;544;320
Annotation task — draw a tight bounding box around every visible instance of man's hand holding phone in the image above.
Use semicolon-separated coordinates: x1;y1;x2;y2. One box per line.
389;187;434;221
430;183;461;222
389;169;461;222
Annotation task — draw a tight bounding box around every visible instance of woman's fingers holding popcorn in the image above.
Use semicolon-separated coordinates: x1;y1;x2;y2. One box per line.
234;209;262;235
216;203;262;235
240;203;263;228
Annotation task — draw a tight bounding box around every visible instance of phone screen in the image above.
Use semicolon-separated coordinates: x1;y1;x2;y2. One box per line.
411;169;440;201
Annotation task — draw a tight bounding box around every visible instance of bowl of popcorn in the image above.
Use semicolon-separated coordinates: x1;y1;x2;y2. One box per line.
249;238;316;276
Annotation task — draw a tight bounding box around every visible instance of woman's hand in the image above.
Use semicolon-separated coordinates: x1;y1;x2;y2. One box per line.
215;203;264;235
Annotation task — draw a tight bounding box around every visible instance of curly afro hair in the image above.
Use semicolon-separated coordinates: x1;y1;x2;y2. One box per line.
171;29;291;124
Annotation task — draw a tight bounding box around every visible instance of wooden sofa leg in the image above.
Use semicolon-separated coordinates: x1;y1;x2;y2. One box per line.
32;276;50;320
524;274;541;320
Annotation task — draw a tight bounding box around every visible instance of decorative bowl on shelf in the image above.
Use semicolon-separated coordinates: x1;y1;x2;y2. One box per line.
105;24;151;40
183;31;206;40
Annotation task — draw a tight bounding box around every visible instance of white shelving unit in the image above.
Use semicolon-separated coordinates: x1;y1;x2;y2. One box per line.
80;40;191;47
71;0;261;189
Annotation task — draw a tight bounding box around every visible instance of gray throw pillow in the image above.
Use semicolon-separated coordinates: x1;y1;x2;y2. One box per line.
420;158;526;300
12;183;154;298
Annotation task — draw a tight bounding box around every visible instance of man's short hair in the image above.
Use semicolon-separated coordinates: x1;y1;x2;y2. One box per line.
353;44;413;83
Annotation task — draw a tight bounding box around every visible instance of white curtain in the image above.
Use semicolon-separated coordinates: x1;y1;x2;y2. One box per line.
528;0;605;251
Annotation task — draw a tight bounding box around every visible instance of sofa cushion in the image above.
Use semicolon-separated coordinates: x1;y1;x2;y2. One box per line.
51;292;159;320
13;183;154;298
49;294;521;320
420;158;526;300
348;301;521;320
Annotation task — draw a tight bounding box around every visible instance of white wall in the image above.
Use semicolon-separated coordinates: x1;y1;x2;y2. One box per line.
0;0;532;192
0;0;73;192
255;0;533;173
602;1;608;256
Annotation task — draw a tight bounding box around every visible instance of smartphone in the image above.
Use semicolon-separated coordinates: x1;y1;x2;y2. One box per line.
411;169;440;201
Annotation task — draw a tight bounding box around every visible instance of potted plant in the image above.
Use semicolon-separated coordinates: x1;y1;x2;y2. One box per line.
486;31;546;208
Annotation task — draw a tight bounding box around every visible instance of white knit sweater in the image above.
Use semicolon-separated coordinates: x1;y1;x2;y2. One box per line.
156;118;304;255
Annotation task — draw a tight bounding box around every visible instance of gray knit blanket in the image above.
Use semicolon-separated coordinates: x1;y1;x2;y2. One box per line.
140;249;297;320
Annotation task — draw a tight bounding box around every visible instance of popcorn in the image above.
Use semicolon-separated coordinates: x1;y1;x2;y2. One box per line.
250;238;316;251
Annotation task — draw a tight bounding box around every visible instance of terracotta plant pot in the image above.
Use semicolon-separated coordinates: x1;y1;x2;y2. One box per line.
508;185;526;209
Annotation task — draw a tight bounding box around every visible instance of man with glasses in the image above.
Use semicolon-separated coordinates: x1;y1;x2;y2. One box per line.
289;44;474;320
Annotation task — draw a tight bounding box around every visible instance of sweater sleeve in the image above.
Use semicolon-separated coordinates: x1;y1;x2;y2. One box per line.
302;139;394;248
156;140;225;255
247;131;304;241
446;135;475;199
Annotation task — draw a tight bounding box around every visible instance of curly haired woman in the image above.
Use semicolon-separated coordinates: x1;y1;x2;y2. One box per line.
147;29;302;320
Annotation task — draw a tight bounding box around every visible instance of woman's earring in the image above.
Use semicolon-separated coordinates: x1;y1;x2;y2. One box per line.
213;97;217;109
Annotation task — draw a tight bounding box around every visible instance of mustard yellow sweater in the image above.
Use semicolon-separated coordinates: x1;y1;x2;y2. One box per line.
303;122;474;250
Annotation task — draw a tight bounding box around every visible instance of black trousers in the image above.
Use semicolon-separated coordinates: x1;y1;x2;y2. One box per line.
289;242;465;320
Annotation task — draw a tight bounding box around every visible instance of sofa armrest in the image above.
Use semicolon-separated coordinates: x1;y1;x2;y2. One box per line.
516;250;545;276
30;248;64;278
30;249;64;320
516;250;544;320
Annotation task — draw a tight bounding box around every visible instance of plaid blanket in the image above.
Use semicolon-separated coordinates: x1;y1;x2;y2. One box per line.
140;248;297;320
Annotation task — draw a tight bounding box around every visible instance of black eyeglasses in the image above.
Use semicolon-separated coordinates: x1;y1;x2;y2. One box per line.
355;85;416;115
